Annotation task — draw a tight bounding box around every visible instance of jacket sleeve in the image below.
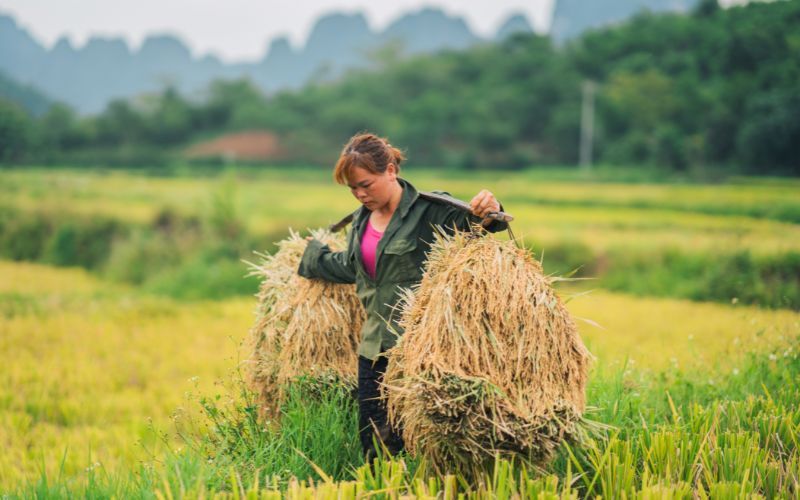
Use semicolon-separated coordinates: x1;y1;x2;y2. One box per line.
297;238;357;284
433;191;509;234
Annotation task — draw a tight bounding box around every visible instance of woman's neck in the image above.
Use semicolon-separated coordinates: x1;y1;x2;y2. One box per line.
372;181;403;219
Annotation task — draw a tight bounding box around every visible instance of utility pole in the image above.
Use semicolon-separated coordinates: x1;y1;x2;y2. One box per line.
579;80;595;170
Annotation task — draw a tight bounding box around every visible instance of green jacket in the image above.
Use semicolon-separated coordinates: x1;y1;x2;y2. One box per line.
297;177;508;360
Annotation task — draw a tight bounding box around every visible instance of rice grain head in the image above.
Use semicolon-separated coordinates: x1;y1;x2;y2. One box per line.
383;226;593;474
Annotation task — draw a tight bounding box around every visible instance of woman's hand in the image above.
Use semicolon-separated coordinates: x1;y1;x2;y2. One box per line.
305;236;314;241
470;189;500;219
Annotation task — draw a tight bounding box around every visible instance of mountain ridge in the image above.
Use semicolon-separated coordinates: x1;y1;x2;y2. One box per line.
0;7;533;114
0;1;713;114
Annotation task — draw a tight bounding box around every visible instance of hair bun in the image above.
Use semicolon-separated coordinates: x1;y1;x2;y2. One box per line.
333;132;406;184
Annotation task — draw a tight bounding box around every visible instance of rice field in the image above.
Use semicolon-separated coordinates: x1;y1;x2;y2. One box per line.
1;166;799;497
2;168;799;256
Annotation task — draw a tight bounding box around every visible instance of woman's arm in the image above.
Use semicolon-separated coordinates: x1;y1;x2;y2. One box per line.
297;238;357;284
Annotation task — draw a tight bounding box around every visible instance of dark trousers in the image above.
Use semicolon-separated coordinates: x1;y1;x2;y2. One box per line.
357;355;405;460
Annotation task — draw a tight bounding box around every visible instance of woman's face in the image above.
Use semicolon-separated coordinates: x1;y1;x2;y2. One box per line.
346;164;398;210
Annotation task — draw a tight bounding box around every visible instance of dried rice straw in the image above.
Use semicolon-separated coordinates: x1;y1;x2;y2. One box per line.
244;228;364;417
383;225;593;474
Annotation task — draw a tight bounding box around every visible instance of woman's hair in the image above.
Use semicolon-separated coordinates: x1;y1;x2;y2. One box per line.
333;132;406;185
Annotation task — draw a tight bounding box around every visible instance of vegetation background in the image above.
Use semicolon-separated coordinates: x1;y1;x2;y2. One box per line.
1;0;799;175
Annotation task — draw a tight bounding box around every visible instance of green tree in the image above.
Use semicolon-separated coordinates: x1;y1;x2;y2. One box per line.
0;98;31;163
37;103;82;152
737;87;800;174
146;87;193;145
94;99;145;146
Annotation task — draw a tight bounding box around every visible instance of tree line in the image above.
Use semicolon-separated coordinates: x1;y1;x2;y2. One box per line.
1;0;798;174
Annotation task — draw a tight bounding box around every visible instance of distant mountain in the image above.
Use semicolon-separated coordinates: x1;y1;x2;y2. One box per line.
0;2;724;114
304;13;373;70
495;13;535;40
550;0;699;42
380;7;478;54
0;14;47;83
0;69;51;115
0;8;526;114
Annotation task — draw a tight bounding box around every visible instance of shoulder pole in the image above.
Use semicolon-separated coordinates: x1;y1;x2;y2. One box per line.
327;192;514;233
417;191;514;223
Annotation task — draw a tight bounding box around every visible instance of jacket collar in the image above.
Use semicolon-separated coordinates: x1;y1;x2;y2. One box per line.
396;177;419;218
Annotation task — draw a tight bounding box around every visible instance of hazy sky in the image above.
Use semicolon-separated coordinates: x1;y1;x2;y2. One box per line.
0;0;557;62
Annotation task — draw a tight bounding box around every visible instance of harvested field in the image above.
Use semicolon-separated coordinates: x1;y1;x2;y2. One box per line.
185;130;286;162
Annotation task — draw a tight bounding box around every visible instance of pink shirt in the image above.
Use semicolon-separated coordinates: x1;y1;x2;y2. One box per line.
360;218;383;280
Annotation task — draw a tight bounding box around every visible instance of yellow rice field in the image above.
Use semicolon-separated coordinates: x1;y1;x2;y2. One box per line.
1;259;797;488
2;169;799;256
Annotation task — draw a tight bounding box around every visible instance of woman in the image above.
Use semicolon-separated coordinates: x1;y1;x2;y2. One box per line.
297;132;508;461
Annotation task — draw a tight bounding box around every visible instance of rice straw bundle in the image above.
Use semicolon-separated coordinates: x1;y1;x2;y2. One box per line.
245;228;364;417
383;227;593;474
